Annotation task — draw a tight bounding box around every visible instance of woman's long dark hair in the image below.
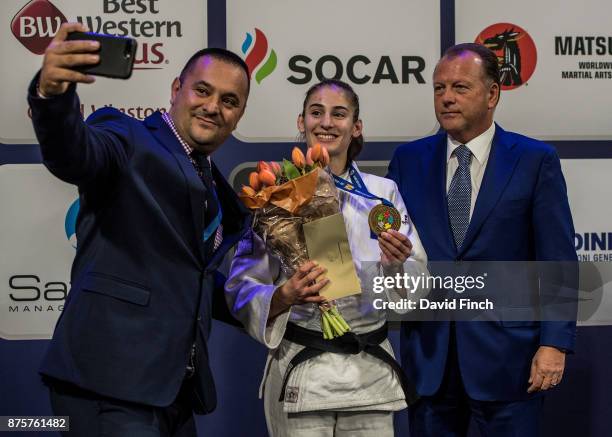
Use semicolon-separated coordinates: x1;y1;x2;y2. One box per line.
301;79;364;168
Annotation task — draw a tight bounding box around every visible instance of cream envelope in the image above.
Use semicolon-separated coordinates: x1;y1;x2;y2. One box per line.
303;213;362;300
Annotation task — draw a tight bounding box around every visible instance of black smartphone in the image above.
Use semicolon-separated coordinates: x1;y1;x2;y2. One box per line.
65;31;137;79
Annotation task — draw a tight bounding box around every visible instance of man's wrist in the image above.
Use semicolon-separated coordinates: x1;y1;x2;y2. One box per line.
36;81;50;99
541;345;568;354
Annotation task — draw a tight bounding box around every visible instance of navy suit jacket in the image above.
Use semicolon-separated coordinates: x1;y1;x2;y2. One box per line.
28;77;251;413
387;124;577;401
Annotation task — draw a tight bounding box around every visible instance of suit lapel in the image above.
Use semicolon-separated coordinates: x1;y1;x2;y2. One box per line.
145;113;207;262
426;135;456;258
458;125;521;257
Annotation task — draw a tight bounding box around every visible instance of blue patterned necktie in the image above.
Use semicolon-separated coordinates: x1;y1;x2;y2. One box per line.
448;144;472;249
191;151;222;258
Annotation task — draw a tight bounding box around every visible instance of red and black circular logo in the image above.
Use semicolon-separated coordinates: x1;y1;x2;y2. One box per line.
476;23;537;90
11;0;67;55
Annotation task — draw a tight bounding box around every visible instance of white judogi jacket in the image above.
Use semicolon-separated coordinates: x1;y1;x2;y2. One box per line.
225;166;429;413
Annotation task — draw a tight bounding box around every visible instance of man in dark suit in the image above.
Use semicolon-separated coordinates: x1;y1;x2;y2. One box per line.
28;22;251;436
387;43;576;436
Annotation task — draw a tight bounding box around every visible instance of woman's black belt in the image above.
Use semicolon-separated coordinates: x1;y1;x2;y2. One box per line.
278;322;419;405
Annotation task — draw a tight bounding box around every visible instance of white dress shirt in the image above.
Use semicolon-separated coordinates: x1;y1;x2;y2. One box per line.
446;123;496;219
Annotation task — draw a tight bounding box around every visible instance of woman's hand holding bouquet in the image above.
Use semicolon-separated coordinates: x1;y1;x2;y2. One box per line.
269;261;328;319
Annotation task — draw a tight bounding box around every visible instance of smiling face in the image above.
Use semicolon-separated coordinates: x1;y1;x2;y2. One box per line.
169;56;249;155
297;85;362;165
433;51;499;144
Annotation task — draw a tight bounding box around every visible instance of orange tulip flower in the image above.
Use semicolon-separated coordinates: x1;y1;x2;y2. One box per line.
310;143;322;162
249;171;261;191
321;146;330;167
306;148;314;166
257;160;270;172
291;147;306;168
269;161;282;175
258;169;277;186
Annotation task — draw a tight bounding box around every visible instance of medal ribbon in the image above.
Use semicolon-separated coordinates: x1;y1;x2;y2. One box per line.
332;165;394;207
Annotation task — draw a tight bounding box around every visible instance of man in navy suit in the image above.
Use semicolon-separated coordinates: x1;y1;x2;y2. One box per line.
387;43;576;436
28;23;251;436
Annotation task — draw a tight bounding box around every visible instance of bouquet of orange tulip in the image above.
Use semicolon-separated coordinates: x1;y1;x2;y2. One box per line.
239;144;351;339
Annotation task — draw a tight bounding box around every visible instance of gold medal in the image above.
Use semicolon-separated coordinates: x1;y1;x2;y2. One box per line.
368;204;401;235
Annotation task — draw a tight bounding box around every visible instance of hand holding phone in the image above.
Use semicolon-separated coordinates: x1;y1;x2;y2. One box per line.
66;31;137;79
38;22;100;96
38;22;137;97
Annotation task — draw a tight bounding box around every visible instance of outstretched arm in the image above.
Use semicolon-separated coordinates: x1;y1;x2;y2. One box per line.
28;22;130;186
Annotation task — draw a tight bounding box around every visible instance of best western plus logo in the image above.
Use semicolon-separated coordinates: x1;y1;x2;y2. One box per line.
476;23;537;90
241;28;277;83
11;0;67;55
11;0;179;69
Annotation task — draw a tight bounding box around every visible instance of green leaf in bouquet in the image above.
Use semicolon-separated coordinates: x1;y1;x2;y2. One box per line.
282;159;301;180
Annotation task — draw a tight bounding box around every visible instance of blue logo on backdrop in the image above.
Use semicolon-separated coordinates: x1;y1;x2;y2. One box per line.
575;231;612;261
65;199;79;249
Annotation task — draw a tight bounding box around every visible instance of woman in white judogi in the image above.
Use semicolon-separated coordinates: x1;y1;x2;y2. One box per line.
225;79;428;437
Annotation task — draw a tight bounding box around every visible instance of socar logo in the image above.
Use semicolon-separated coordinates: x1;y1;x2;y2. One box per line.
241;28;277;83
65;198;79;249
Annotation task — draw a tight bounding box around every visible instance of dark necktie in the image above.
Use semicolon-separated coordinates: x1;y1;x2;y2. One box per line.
447;144;472;249
191;151;221;258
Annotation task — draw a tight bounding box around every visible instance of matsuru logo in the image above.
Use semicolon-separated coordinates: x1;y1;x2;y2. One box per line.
241;28;277;83
11;0;67;55
476;23;537;90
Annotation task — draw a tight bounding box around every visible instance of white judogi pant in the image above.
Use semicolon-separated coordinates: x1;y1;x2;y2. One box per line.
263;359;394;437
